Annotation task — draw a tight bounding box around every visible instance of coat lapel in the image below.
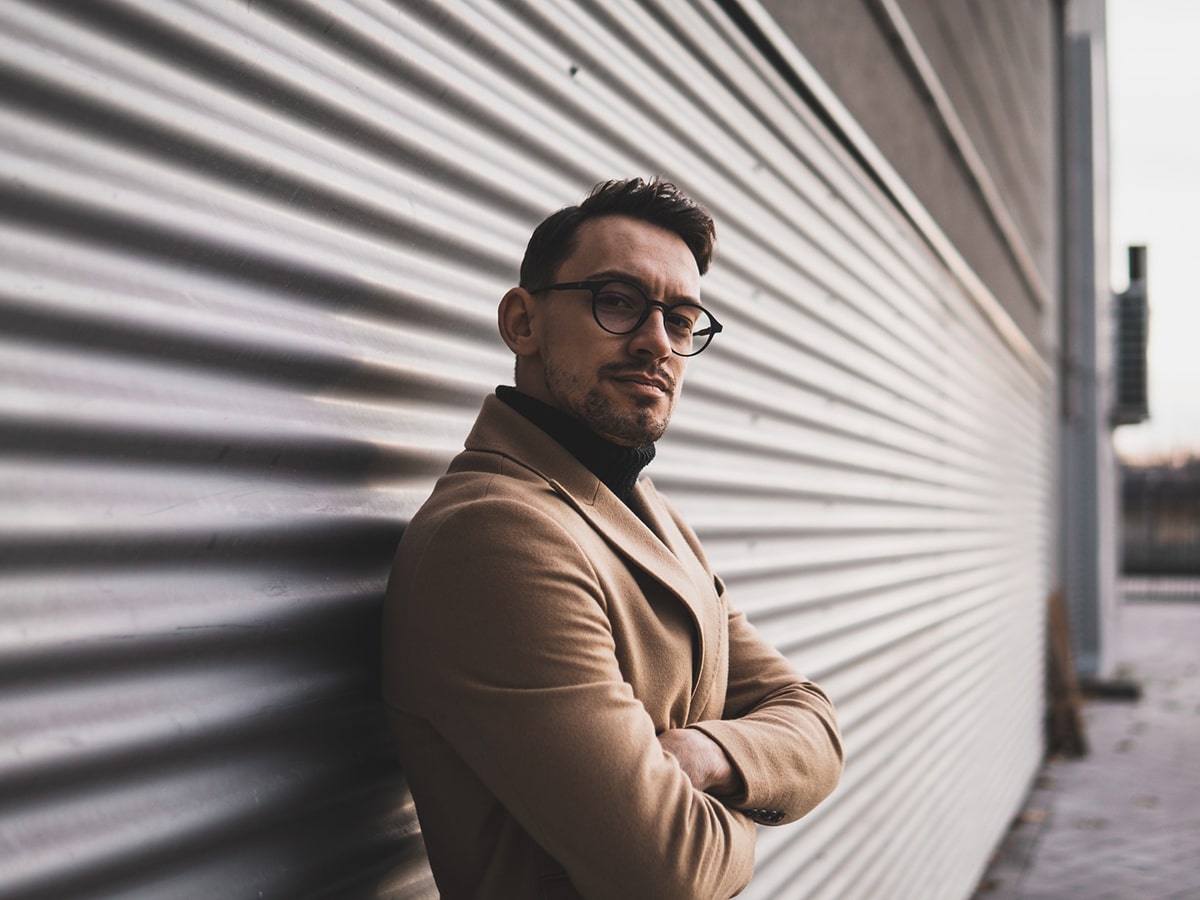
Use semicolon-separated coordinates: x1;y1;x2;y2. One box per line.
548;477;724;718
547;477;707;627
629;480;717;604
465;393;726;717
631;479;726;716
465;395;709;625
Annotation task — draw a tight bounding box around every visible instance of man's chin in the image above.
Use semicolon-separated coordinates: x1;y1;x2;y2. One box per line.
575;385;674;446
596;413;669;447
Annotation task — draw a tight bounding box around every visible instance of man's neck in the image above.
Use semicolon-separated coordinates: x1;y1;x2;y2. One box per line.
496;386;656;503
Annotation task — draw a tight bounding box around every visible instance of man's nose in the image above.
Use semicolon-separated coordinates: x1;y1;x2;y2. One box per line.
628;307;673;359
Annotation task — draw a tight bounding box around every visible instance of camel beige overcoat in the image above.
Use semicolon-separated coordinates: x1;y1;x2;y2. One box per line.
381;394;842;900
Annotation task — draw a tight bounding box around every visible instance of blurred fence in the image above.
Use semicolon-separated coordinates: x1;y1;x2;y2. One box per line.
1121;461;1200;599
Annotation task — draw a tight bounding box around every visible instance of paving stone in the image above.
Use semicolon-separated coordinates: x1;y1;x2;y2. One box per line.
973;596;1200;899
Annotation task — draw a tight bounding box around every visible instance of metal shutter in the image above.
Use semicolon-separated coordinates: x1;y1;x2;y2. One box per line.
2;2;1051;897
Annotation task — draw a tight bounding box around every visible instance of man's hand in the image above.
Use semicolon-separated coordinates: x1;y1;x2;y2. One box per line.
657;728;744;798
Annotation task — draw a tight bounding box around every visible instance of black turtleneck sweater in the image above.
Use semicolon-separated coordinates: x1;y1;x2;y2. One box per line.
497;385;655;504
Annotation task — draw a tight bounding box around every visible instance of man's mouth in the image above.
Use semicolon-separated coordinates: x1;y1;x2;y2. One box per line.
607;368;673;395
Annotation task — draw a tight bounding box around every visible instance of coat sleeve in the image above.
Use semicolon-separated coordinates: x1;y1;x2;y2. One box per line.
656;494;844;826
395;497;757;900
689;576;844;825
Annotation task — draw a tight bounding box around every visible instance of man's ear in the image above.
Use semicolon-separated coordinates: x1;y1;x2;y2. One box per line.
498;287;541;358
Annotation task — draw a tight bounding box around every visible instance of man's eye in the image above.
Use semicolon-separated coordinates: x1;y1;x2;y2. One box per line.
596;291;638;311
665;313;695;333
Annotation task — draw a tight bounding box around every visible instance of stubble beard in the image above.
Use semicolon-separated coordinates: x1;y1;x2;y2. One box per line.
543;362;673;447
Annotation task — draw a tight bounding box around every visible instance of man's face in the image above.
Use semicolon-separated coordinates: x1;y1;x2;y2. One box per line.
519;215;702;447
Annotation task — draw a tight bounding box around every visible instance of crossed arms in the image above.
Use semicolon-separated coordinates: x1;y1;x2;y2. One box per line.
387;493;843;899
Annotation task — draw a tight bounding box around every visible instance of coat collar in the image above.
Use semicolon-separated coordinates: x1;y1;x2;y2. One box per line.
463;394;713;625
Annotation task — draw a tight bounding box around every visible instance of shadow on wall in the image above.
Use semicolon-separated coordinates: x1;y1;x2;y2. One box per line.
3;418;443;896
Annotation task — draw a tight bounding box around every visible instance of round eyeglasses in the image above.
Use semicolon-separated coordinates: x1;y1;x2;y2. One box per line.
527;279;723;357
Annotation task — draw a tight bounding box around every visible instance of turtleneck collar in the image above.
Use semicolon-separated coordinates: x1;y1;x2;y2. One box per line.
497;386;656;503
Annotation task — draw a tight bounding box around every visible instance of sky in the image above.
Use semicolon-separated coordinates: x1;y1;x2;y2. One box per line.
1108;0;1200;463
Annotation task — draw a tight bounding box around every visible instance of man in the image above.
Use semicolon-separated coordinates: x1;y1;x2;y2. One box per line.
382;178;842;899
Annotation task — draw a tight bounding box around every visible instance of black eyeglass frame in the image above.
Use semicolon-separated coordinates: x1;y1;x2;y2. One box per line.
527;279;723;357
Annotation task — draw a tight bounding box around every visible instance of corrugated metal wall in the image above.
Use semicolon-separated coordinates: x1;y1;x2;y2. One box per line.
755;0;1060;349
2;2;1052;898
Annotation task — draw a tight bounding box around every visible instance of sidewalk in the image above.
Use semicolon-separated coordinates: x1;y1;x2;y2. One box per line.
974;593;1200;900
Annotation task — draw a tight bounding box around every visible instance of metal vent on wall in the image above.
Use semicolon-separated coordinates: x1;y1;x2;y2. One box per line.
1113;245;1150;426
2;2;1052;898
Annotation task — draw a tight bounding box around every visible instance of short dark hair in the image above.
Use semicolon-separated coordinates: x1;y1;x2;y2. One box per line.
519;178;716;289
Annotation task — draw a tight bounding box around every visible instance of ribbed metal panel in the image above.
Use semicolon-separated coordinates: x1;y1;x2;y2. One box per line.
2;2;1051;898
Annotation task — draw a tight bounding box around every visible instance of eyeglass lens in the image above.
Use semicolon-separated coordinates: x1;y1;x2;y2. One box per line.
591;282;714;355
